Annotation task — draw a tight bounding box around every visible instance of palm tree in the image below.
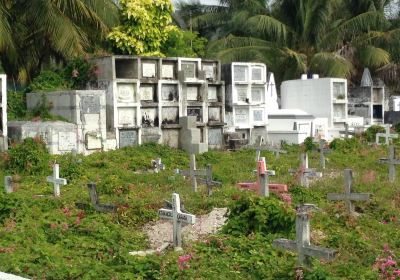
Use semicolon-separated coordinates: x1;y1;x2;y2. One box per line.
177;0;399;85
0;0;119;83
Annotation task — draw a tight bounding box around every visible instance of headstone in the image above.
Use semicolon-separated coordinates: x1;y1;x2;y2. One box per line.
376;125;398;145
273;204;336;267
236;86;248;102
151;158;165;173
234;65;247;82
187;86;199;101
162;63;175;79
142;62;156;78
118;108;136;126
81;96;100;114
208;86;218;101
379;145;400;182
237;157;287;197
327;169;371;216
161;85;178;102
46;164;67;197
4;176;13;193
140;85;155;101
119;129;138;148
181;63;196;79
158;193;196;248
76;183;117;213
318;139;331;169
117;83;136;103
289;153;322;187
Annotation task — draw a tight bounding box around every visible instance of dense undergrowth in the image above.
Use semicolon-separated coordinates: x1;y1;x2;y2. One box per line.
0;139;399;279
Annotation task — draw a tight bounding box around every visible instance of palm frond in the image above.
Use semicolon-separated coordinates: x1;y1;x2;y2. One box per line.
310;52;353;77
245;15;288;43
356;45;390;68
207;35;274;53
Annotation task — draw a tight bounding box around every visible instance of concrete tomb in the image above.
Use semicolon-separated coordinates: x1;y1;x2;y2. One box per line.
375;124;398;145
158;193;196;249
46;164;67;197
273;204;336;267
327;169;371;216
379;145;400;182
237;157;288;197
179;116;208;154
289;153;322;187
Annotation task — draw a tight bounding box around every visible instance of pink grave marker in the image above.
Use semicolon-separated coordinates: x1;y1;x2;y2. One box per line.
237;158;289;202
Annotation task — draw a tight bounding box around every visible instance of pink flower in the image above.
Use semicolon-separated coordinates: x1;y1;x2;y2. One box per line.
62;207;71;217
383;220;388;224
178;254;192;270
279;193;292;205
393;269;400;276
71;69;79;78
385;257;397;267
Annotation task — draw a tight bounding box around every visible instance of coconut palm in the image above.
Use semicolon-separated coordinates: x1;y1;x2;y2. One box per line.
177;0;399;85
0;0;119;83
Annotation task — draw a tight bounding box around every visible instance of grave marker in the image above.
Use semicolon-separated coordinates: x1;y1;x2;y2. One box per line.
327;169;371;216
376;124;398;145
289;153;322;187
76;183;117;213
318;140;331;169
158;193;196;248
249;136;287;160
197;164;222;196
151;158;165;173
237;157;287;197
273;204;336;267
46;164;67;197
379;145;400;182
4;176;13;193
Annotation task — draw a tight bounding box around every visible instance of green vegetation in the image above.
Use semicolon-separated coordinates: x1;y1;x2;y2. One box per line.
0;140;399;279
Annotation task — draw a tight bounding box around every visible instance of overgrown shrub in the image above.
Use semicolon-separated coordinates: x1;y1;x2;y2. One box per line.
6;138;50;175
63;58;98;89
7;91;26;120
364;125;386;142
222;194;295;236
303;137;316;152
27;71;70;92
329;137;361;152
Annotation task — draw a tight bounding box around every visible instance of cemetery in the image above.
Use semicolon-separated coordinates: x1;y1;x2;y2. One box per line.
2;0;400;279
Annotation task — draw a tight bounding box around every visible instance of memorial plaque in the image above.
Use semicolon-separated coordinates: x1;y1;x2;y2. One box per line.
182;62;196;79
162;84;178;101
187;107;202;122
208;128;222;146
162;107;179;124
119;129;138;148
117;83;135;103
253;109;264;122
234;65;247;82
187;86;199;101
208;86;218;101
140;85;155;101
58;132;77;151
237;86;248;102
251;87;264;102
203;64;216;80
235;108;248;124
141;108;158;127
208;107;221;122
142;62;156;78
162;63;175;79
81;96;100;114
86;133;102;150
83;114;100;124
251;67;262;81
118;108;136;126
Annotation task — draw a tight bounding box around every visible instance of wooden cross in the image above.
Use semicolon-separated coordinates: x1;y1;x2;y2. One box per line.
327;169;371;216
197;164;222;196
379;145;400;182
158;193;196;249
76;183;117;213
289;153;322;187
318;140;331;169
251;136;287;160
151;158;165;173
4;176;13;193
46;164;67;197
273;204;336;267
376;125;398;145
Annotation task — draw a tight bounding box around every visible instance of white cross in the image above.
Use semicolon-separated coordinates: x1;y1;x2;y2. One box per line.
151;158;165;173
327;169;371;215
319;140;331;169
273;204;336;267
289;153;322;187
46;164;67;197
177;154;207;192
376;125;398;145
379;145;400;182
158;193;196;249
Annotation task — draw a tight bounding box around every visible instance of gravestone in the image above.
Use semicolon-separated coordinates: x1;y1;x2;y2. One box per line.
273;204;336;267
376;125;398;145
158;193;196;249
327;169;371;216
119;129;138;148
289;153;322;187
76;183;117;213
318;140;331;169
237;157;288;197
379;145;400;182
179;116;208;154
151;158;165;173
4;176;13;193
46;164;67;197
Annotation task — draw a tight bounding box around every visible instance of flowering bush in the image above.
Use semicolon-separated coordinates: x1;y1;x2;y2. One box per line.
373;244;400;279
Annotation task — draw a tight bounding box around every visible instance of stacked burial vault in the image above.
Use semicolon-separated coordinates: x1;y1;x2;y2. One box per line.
93;56;226;150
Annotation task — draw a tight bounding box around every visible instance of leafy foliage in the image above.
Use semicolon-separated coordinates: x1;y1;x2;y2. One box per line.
7;91;27;120
63;57;98;90
304;137;316;152
364;125;386;142
329;138;362;152
27;71;70;92
161;29;208;58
